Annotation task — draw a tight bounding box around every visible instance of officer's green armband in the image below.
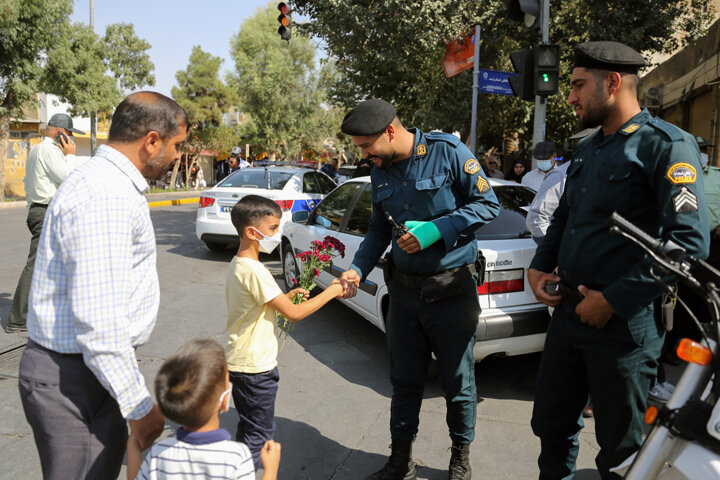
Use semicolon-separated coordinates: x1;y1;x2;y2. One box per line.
406;220;442;250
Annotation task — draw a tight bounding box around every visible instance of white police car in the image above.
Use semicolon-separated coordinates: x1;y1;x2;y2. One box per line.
281;176;550;362
196;166;337;251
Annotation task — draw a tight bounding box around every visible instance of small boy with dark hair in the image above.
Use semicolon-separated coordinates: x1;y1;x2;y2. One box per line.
227;194;345;468
126;338;281;480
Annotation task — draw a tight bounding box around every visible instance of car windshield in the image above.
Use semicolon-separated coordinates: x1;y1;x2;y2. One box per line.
219;170;294;190
474;185;535;240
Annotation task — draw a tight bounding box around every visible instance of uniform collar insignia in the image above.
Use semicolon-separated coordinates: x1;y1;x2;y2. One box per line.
416;144;427;156
622;123;640;135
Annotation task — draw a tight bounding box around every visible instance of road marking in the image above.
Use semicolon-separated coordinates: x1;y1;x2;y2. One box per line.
147;197;199;208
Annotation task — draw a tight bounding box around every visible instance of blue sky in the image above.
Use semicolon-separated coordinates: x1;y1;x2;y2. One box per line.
71;0;276;96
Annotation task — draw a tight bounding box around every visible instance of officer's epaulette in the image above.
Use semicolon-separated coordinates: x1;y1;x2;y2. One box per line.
425;131;460;146
648;117;684;142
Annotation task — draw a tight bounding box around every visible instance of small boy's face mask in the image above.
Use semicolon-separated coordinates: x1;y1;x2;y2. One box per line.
251;227;281;253
218;387;232;414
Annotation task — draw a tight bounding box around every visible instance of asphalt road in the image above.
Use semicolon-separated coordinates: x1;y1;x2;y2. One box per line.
0;203;607;479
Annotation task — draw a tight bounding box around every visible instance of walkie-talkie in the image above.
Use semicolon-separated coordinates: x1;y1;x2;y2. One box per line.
385;212;409;239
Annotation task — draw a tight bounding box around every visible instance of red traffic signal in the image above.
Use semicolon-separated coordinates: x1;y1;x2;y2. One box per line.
277;3;291;41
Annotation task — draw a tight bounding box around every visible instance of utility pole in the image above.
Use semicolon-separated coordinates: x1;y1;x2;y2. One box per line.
531;0;550;156
470;25;481;156
90;0;97;156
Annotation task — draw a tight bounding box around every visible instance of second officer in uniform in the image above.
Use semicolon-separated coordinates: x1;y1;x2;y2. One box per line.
339;99;500;480
528;41;709;479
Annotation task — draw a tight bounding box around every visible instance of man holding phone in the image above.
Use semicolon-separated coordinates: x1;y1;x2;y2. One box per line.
6;113;84;333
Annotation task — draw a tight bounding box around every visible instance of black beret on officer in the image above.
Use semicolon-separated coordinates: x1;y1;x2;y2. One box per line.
573;41;646;74
341;98;396;136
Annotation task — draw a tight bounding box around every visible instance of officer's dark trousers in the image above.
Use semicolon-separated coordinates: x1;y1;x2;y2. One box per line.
386;276;479;444
531;302;663;480
9;203;47;328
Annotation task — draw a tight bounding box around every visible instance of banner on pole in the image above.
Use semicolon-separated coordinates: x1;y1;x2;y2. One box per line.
478;69;515;96
443;32;475;78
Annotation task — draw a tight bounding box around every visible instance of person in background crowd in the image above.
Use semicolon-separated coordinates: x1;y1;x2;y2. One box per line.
522;141;558;192
6;113;85;333
353;156;373;178
506;159;528;183
321;157;340;181
18;92;188;479
525;159;570;245
485;155;504;179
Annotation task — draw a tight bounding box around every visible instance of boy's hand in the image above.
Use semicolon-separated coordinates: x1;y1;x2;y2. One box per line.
330;279;347;298
288;288;309;302
260;440;281;476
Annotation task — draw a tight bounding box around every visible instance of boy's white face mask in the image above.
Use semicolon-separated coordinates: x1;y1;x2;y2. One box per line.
218;387;232;414
252;228;281;253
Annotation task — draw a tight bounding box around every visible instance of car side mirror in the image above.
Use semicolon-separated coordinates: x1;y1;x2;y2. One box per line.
292;210;309;224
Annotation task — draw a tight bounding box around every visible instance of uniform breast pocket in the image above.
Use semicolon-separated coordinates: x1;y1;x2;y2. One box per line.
415;172;454;211
593;162;634;214
372;186;393;210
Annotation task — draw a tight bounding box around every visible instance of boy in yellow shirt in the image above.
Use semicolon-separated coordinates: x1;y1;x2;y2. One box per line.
226;194;345;469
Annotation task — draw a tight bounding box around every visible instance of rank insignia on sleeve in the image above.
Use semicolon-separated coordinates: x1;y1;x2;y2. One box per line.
666;162;697;184
622;123;640;134
416;144;427;156
476;176;491;194
673;186;698;212
464;158;481;175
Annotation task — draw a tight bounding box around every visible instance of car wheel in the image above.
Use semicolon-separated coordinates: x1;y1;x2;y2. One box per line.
204;241;226;252
282;243;300;291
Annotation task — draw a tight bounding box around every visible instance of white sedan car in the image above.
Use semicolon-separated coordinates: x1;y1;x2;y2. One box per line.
281;176;550;362
196;166;337;251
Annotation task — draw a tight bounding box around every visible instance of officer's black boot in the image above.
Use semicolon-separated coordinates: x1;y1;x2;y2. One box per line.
448;442;471;480
365;439;417;480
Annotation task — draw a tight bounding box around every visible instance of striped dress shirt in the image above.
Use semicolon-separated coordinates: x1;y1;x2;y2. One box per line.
136;428;255;479
28;144;159;420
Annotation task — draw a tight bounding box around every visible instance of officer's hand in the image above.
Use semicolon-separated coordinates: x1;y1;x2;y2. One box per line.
339;269;360;299
528;268;562;307
397;232;422;254
58;135;77;156
576;285;615;329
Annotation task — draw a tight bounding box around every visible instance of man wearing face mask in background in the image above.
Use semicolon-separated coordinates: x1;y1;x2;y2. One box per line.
522;141;558;192
525;141;570;245
338;98;500;479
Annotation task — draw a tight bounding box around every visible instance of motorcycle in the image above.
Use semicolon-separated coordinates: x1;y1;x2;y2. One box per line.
606;212;720;478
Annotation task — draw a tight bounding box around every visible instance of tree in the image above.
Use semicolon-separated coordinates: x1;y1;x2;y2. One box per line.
0;1;155;200
0;0;73;201
293;0;713;150
171;46;237;189
228;3;341;159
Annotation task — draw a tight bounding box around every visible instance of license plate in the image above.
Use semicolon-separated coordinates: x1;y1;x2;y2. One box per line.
220;205;233;213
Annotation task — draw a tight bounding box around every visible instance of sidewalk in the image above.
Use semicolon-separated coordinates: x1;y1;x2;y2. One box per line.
0;189;205;210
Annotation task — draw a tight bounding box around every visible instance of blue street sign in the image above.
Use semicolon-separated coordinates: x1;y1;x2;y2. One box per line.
478;69;515;96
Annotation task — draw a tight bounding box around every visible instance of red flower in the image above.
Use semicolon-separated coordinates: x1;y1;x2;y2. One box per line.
311;240;324;249
313;267;321;277
318;254;331;263
291;278;299;285
324;235;346;258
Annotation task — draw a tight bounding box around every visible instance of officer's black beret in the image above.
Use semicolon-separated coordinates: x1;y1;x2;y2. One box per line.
573;41;646;74
532;141;556;160
341;98;396;136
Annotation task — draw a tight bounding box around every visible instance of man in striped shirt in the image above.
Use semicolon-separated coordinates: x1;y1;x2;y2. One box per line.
18;92;188;479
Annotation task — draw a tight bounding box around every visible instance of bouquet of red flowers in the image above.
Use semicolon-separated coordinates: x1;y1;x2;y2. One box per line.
278;235;346;343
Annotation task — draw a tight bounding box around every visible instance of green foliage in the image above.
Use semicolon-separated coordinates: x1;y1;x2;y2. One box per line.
0;0;73;118
103;23;156;91
293;0;713;147
228;3;341;159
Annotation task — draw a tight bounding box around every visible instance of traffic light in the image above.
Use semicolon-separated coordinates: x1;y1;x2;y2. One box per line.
533;44;559;96
277;3;291;42
507;0;539;29
509;49;534;101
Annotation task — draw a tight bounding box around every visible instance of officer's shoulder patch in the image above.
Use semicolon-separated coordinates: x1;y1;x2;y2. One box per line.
464;158;481;175
476;176;491;194
416;144;427;156
622;123;640;135
649;118;684;142
425;131;460;146
673;186;699;212
666;162;697;184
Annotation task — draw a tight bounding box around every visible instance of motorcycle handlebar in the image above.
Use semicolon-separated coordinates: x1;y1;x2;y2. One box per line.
608;212;665;257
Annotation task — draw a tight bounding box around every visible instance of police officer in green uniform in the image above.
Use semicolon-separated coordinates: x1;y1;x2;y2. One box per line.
338;99;500;480
528;41;710;479
698;136;720;267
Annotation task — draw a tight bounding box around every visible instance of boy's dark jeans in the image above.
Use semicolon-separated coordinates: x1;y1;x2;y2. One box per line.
229;367;279;469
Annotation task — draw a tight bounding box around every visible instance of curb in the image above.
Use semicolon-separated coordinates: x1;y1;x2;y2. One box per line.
2;195;201;210
147;197;199;208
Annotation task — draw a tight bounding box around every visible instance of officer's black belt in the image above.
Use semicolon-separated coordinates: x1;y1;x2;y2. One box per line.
391;264;475;290
30;202;49;209
558;281;584;308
